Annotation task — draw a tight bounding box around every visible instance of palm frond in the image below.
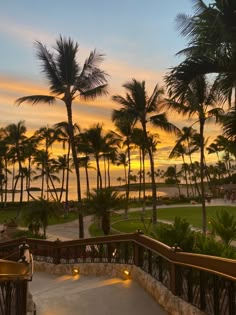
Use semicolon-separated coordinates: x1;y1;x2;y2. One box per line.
16;95;56;105
80;84;108;100
55;35;80;86
150;113;179;135
35;41;63;95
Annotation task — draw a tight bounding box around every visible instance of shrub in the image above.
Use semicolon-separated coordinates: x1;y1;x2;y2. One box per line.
209;209;236;245
155;217;195;252
194;233;236;259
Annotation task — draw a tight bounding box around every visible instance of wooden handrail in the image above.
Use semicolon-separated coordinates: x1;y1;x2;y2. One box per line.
2;233;236;280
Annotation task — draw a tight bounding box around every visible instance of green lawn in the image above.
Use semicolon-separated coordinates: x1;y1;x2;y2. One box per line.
110;205;236;234
0;208;78;226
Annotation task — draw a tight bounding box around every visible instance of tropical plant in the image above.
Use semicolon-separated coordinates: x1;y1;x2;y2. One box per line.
209;209;236;245
112;112;135;217
165;0;236;105
112;79;178;224
23;198;62;238
165;75;223;234
194;233;236;259
5;121;27;209
16;36;108;238
155;217;195;252
86;188;121;235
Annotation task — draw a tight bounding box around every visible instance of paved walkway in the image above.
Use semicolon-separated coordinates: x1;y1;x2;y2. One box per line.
30;271;168;315
46;198;229;241
30;199;230;314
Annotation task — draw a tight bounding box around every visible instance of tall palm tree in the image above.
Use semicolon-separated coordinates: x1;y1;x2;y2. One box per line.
131;127;147;203
112;114;135;217
55;121;79;208
112;79;178;224
165;0;236;106
23;135;38;201
16;36;108;238
87;188;120;235
5;121;27;209
83;124;105;190
169;142;190;197
165;75;223;234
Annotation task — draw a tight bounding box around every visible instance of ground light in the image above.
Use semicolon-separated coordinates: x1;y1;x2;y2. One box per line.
72;267;80;276
123;269;130;280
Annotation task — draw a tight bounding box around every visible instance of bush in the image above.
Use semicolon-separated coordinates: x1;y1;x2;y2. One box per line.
154;217;195;252
209;209;236;245
194;233;236;259
13;229;45;239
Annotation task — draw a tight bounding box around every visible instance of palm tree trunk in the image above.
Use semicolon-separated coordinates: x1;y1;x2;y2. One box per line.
66;101;84;238
143;125;157;224
59;167;65;202
103;155;107;188
142;147;146;213
182;155;189;198
65;142;71;212
138;148;142;200
200;119;207;235
4;159;8;205
95;154;102;189
125;143;131;219
148;147;157;224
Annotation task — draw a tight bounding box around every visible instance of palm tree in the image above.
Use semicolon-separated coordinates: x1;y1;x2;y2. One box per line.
83;124;105;190
112;79;178;224
165;0;236;105
169;142;190;197
87;188;120;235
5;121;27;210
16;36;108;238
131;127;148;203
112;113;135;217
24;198;61;238
23;135;38;201
165;75;223;234
55;121;79;207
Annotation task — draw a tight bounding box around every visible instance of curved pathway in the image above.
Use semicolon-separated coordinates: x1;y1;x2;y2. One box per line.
46;198;228;241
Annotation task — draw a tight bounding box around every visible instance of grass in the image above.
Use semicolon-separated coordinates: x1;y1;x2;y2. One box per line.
110;205;236;234
88;223;104;237
0;208;79;226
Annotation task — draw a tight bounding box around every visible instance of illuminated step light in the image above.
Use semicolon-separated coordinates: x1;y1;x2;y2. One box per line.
123;270;130;279
72;268;80;276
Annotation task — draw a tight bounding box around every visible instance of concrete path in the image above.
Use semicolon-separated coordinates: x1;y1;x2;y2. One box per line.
46;198;229;241
30;271;168;315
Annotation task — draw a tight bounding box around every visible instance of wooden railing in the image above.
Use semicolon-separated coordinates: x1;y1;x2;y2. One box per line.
1;233;236;315
0;242;33;315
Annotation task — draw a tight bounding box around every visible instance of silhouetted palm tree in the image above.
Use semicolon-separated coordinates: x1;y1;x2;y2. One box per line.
5;121;27;210
165;75;223;234
112;114;134;217
165;0;236;105
16;36;108;238
87;188;120;235
112;79;178;224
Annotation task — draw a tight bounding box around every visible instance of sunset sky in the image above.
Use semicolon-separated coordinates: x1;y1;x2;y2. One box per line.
0;0;218;167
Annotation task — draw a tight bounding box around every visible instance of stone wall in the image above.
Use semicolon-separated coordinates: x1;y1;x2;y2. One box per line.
33;261;206;315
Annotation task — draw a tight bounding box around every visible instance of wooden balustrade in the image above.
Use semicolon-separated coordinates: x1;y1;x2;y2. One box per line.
1;233;236;315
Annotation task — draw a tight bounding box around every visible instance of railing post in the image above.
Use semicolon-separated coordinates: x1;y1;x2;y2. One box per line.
170;244;181;295
148;249;152;275
200;271;206;311
134;231;144;267
107;243;112;263
53;239;61;264
170;262;177;295
213;275;220;315
229;281;235;315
